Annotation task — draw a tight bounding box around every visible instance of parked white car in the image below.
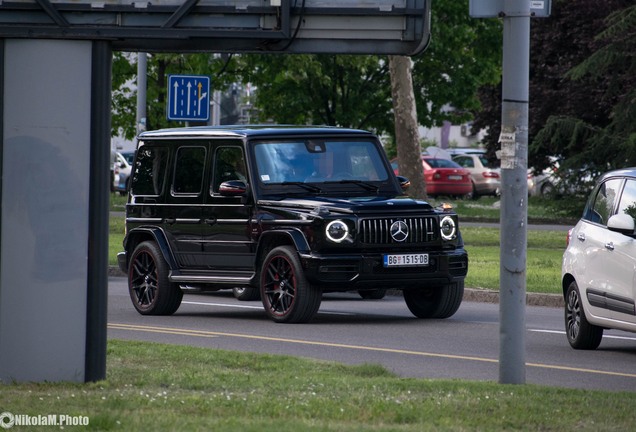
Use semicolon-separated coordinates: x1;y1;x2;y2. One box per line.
113;151;134;195
562;168;636;349
452;153;501;198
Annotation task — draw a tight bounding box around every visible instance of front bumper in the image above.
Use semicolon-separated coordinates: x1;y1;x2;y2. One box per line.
300;249;468;289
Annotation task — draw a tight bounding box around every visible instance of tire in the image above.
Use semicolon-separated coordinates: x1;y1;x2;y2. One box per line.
403;281;464;319
260;245;322;323
233;287;261;301
565;281;603;350
358;289;386;300
541;182;554;196
470;182;479;200
128;241;183;315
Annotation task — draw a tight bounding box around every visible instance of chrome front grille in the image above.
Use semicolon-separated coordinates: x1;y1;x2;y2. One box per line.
359;217;438;244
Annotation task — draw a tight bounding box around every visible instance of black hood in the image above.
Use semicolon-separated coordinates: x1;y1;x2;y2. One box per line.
257;195;437;216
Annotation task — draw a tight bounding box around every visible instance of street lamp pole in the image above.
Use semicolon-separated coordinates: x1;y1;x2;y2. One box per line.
498;0;530;384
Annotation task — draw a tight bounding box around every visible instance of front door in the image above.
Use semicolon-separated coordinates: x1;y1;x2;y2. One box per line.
201;143;255;274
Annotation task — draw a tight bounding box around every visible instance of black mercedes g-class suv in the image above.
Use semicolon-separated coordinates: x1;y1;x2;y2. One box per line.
118;126;468;323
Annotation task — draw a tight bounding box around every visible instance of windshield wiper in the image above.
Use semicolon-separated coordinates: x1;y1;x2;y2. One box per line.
280;182;323;193
325;179;380;193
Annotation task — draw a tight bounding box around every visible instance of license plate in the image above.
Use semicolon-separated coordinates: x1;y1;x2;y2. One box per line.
448;175;463;180
383;253;429;267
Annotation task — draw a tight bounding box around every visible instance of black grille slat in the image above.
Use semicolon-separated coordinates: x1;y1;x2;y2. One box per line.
360;217;438;245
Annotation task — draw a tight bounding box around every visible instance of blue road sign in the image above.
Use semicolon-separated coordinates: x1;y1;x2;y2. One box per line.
167;75;210;122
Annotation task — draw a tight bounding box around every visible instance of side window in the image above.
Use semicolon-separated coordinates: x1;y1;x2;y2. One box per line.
211;147;246;193
584;178;622;224
130;145;169;196
455;157;473;168
173;146;206;195
617;179;636;223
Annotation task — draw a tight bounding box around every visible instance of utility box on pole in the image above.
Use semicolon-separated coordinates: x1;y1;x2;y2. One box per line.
470;0;551;18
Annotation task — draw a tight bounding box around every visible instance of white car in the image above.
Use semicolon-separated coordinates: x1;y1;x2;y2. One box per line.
452;153;501;198
562;168;636;349
113;151;134;195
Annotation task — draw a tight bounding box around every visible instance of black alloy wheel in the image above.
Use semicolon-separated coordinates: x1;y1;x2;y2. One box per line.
128;241;183;316
260;246;321;323
565;281;603;350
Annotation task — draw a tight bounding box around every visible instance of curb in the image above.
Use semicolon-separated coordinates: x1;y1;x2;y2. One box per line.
463;287;564;308
110;266;563;308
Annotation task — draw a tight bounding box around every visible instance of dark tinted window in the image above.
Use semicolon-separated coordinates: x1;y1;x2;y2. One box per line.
211;147;247;193
130;144;169;196
173;146;206;194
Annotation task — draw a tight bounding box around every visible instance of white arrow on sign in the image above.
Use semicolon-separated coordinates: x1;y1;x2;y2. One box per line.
186;81;192;116
172;80;179;115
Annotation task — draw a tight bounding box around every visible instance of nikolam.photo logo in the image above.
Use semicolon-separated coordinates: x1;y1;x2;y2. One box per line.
0;413;14;430
0;412;89;429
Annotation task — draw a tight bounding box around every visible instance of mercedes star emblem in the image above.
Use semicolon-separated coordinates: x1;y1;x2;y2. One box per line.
390;220;409;242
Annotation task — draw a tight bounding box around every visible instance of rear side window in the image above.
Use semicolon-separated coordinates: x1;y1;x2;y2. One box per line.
173;146;206;195
130;145;169;196
454;156;474;168
584;178;622;224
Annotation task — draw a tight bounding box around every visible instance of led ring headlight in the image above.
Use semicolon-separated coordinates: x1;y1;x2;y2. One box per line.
440;216;457;241
326;220;349;243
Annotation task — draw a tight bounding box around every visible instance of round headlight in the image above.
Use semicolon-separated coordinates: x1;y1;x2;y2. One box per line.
326;220;349;243
440;216;456;241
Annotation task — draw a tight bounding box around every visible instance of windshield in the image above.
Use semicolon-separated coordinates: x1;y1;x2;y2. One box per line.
253;139;390;185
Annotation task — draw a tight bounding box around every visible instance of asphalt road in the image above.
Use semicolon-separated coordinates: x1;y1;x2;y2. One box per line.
108;277;636;393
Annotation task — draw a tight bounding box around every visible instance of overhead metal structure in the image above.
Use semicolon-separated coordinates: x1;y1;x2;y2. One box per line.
0;0;431;55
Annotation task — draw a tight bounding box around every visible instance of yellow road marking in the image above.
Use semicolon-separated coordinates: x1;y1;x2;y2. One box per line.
108;322;636;379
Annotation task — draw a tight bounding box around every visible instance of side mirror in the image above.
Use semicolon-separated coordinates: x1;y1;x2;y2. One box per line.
607;213;635;236
396;175;410;191
219;180;248;196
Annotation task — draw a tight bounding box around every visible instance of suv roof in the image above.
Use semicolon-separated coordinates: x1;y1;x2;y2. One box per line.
138;125;374;140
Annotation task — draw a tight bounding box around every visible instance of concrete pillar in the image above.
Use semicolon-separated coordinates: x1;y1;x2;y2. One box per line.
0;39;110;383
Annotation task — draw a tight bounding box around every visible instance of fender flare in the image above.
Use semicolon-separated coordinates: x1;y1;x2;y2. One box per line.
256;228;311;257
123;227;179;271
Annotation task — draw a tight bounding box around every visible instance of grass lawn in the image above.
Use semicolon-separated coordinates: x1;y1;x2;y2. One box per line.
1;339;634;431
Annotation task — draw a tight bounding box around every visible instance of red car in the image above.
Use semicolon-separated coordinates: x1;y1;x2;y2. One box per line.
391;156;473;198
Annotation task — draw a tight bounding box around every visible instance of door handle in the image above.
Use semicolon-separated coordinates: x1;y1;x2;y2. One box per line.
605;242;614;251
577;233;585;242
204;217;217;225
164;218;176;225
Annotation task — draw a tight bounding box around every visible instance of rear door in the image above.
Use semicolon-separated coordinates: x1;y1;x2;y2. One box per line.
165;144;208;269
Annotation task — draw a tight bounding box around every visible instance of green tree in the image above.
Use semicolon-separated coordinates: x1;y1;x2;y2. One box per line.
473;0;634;178
413;0;502;129
235;1;502;136
535;3;636;172
237;54;393;134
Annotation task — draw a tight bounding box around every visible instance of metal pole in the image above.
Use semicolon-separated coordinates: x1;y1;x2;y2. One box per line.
136;52;147;134
499;0;529;384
